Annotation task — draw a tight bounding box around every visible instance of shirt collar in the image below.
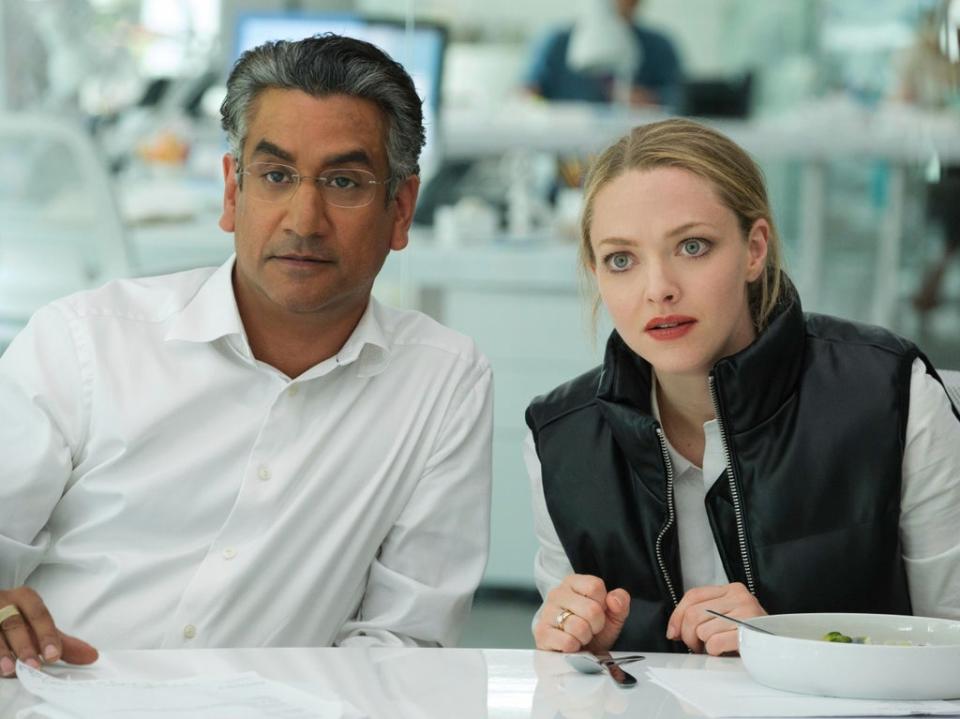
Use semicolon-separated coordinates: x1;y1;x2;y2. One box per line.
325;297;390;378
650;374;724;479
165;255;247;347
164;255;391;377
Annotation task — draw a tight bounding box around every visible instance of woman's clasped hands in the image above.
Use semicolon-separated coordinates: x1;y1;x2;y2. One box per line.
535;575;767;656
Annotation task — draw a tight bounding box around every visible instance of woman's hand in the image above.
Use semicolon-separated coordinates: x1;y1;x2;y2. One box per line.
666;582;766;655
533;574;630;653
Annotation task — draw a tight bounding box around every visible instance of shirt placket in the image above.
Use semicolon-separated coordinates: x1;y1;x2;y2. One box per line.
161;377;304;647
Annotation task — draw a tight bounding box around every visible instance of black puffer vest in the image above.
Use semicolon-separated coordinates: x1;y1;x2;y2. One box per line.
526;294;952;652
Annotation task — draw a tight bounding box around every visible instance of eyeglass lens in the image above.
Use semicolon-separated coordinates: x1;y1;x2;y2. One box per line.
242;162;379;208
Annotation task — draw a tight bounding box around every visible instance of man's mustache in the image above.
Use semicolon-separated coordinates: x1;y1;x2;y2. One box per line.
270;234;336;262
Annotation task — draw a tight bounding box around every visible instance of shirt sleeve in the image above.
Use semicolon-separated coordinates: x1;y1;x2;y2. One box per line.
900;357;960;619
523;429;574;629
0;305;87;588
335;360;493;648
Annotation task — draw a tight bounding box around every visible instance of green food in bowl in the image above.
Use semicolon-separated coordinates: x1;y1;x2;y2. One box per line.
822;631;923;646
824;631;858;643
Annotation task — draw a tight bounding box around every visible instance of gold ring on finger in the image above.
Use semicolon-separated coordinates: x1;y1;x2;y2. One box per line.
0;604;21;626
555;608;574;631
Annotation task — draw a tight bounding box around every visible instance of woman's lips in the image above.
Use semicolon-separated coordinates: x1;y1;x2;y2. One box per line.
644;316;696;340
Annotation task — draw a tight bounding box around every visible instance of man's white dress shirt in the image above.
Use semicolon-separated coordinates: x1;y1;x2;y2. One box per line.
0;257;493;649
526;359;960;620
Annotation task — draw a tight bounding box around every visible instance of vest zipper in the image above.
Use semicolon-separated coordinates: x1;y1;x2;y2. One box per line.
708;375;757;595
654;426;679;607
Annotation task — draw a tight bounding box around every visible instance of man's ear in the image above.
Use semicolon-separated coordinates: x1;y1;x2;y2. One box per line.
745;218;769;282
219;153;238;233
389;175;421;251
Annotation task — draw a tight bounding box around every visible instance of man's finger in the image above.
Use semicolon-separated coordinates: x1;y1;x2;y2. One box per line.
14;589;62;664
58;632;98;666
0;634;15;677
0;610;41;668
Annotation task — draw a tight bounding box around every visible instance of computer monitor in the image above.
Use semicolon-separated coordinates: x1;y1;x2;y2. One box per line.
232;12;446;178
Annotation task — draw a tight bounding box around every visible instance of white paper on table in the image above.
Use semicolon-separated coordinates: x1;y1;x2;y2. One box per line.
646;667;960;718
15;659;362;719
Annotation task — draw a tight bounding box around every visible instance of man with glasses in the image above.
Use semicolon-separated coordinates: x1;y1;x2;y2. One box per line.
0;34;492;675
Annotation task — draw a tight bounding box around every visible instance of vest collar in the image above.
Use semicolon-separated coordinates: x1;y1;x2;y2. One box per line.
596;282;805;434
712;288;804;434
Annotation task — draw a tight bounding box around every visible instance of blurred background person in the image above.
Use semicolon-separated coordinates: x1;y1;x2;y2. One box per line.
898;7;960;314
523;0;682;107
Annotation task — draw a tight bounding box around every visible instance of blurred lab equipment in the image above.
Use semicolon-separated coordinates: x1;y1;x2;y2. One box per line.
0;113;130;349
434;198;500;247
679;72;754;118
504;150;555;237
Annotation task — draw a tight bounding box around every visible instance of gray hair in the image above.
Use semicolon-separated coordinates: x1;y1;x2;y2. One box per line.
221;33;425;199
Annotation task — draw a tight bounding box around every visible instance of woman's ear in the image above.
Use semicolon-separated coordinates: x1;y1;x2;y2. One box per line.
745;218;770;282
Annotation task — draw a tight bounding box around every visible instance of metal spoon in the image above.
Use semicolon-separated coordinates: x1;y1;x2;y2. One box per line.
705;609;776;635
565;653;644;687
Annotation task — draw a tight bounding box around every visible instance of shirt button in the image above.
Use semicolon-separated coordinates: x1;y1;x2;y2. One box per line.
257;466;271;481
183;624;196;639
288;385;299;397
222;547;237;560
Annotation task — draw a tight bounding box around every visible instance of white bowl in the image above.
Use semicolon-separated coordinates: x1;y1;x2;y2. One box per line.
738;613;960;700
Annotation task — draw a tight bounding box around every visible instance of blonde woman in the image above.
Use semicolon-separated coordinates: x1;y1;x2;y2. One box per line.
525;119;960;655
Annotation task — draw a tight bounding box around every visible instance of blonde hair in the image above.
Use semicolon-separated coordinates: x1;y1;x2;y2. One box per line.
580;118;785;332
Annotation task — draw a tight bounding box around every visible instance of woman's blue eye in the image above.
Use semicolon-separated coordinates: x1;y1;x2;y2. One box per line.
607;253;633;271
681;239;709;257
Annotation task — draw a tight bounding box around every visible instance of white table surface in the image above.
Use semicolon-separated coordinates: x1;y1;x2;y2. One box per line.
0;647;742;718
4;646;950;719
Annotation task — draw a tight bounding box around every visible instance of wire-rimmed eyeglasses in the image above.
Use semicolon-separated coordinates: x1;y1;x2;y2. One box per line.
238;162;389;208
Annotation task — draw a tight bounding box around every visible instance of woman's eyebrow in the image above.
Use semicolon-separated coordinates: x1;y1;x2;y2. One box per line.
595;237;637;248
665;221;717;237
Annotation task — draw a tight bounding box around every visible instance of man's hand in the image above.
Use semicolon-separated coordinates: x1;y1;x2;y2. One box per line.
0;587;98;677
666;582;766;655
533;574;630;653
